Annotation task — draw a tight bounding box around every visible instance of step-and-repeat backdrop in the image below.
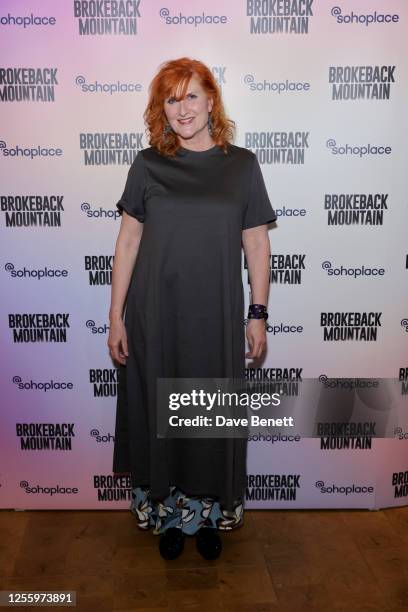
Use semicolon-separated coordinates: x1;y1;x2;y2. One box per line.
1;0;407;511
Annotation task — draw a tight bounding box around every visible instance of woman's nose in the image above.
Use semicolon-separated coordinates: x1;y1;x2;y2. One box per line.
179;99;189;115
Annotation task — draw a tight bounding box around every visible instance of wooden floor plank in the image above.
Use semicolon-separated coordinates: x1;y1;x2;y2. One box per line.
0;506;406;611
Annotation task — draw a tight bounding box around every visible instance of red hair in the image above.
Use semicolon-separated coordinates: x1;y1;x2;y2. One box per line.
143;57;235;157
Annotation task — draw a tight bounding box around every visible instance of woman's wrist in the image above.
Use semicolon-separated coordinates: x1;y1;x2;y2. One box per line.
247;303;268;320
109;310;123;323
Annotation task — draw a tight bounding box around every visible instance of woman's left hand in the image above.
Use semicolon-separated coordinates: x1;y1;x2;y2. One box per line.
245;319;267;359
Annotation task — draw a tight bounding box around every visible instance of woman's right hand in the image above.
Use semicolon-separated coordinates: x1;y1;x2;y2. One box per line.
108;318;129;365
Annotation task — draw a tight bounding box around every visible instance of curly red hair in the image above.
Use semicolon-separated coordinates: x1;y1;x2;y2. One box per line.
143;57;235;157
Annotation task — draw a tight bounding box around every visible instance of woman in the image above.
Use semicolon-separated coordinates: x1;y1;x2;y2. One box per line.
108;57;276;560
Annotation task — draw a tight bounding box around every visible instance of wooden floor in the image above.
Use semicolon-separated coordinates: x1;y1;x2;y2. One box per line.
0;506;407;611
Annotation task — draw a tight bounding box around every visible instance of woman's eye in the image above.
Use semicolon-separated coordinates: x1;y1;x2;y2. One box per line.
167;94;196;104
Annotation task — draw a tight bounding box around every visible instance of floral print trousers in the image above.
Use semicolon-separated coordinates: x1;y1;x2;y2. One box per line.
130;485;245;535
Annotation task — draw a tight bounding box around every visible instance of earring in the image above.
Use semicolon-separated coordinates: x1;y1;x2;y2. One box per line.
207;113;213;136
163;122;172;138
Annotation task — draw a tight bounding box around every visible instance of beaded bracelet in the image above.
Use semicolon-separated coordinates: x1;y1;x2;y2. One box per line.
248;304;268;320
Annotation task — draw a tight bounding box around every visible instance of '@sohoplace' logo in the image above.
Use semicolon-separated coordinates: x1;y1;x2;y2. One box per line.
75;74;142;95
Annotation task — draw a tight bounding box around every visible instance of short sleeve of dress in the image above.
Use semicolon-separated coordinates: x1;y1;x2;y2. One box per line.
116;150;146;222
242;153;277;230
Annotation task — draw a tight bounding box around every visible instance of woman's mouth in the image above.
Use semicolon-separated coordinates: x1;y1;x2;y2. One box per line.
178;117;194;125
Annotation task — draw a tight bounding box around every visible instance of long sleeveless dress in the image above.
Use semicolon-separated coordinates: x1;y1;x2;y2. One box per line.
112;143;277;535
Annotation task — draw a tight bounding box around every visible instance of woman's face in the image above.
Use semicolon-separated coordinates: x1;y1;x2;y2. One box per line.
163;74;213;143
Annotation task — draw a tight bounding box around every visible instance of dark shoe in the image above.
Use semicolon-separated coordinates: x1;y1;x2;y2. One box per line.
158;527;185;560
196;527;222;560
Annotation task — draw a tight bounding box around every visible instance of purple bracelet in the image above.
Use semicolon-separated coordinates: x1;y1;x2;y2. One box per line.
248;304;268;320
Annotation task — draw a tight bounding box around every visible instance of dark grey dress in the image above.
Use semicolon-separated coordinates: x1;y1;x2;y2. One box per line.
112;143;277;518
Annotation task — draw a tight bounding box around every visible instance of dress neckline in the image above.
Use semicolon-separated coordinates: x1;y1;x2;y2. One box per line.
177;144;220;156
